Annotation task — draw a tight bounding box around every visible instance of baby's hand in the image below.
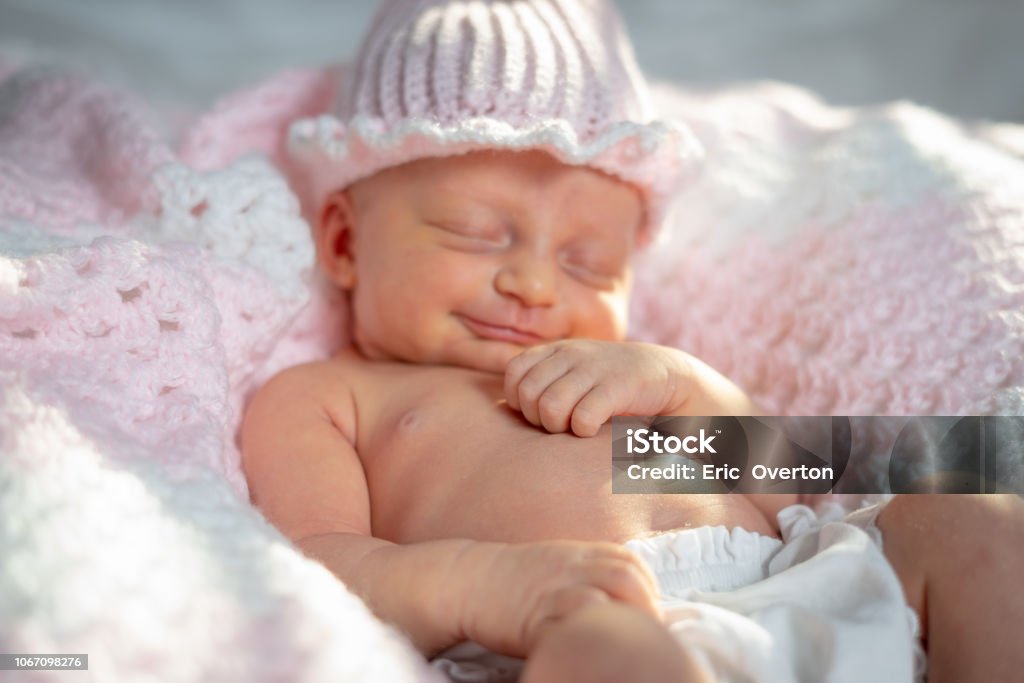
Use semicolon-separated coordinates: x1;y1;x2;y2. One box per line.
453;540;660;657
504;340;758;437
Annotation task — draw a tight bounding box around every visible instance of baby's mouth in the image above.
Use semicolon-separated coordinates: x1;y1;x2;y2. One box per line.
455;314;545;345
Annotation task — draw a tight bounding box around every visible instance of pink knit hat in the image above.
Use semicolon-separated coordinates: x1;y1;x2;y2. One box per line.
287;0;704;242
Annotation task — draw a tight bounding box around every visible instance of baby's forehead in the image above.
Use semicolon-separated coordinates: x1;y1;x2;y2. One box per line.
364;151;644;217
402;150;614;185
329;150;648;249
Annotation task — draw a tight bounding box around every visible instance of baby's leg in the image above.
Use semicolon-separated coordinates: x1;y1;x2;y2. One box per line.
520;601;712;683
877;494;1024;683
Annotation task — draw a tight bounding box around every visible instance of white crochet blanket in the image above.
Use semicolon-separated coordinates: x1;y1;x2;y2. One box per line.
1;63;1022;681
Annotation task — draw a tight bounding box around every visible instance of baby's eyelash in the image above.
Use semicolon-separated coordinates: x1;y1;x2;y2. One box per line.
430;221;509;247
562;259;618;287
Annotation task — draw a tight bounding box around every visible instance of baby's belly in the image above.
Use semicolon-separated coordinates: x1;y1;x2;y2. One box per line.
366;420;781;545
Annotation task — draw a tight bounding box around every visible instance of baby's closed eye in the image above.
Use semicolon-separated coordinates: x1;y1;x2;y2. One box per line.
559;249;623;287
429;220;510;250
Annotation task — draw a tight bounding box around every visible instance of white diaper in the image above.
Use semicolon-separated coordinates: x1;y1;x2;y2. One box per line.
625;498;927;683
433;497;927;683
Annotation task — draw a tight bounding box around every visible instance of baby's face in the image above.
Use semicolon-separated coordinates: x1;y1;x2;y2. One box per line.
318;150;643;373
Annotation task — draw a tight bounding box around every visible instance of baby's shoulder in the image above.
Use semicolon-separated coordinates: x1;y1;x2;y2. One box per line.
249;355;360;441
258;356;353;400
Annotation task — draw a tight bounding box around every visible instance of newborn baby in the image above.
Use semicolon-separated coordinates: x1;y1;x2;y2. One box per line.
249;147;779;677
243;1;1024;681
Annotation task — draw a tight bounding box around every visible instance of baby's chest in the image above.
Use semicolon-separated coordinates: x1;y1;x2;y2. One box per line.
372;386;526;456
356;370;520;464
355;364;616;490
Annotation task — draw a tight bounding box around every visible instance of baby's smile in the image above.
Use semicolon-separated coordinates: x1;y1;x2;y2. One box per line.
455;313;548;345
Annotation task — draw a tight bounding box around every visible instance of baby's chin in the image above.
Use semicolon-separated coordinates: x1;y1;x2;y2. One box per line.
442;337;528;374
352;334;527;375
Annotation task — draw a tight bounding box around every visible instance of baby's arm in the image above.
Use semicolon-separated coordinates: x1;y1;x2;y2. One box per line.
240;365;661;657
241;367;456;652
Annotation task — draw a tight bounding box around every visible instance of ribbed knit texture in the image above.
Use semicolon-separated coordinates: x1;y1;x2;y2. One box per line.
287;0;704;239
337;0;652;132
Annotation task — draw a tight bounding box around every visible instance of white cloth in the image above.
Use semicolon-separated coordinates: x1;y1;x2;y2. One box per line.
433;499;926;683
626;499;926;682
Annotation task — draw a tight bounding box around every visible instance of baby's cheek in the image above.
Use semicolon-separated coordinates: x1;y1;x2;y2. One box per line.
422;251;496;294
388;253;482;325
572;291;629;341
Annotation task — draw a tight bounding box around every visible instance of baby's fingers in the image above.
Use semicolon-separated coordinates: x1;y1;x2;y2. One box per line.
569;384;621;437
504;344;558;411
584;557;662;620
517;366;576;429
534;372;593;433
505;348;580;427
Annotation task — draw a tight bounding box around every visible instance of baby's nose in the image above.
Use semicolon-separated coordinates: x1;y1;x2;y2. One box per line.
494;255;557;307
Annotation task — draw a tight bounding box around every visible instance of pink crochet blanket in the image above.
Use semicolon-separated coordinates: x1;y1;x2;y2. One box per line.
1;63;1023;681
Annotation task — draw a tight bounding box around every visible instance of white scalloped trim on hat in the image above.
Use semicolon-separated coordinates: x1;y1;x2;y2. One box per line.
286;112;704;243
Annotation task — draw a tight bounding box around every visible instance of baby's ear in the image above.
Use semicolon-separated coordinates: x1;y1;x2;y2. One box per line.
316;190;357;289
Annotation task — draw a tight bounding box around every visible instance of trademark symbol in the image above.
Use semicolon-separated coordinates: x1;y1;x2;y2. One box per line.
716;430;722;434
